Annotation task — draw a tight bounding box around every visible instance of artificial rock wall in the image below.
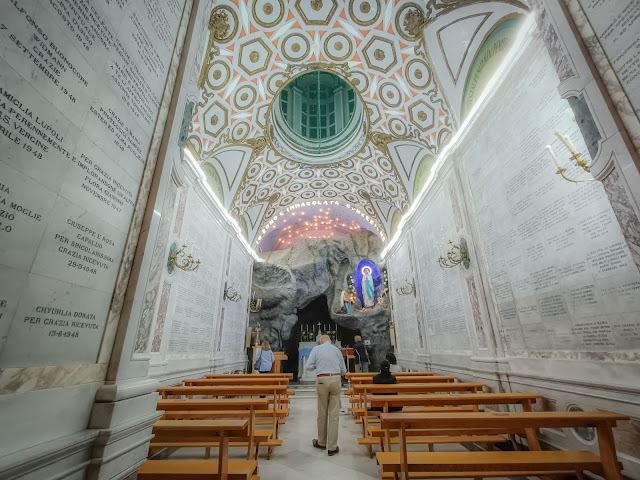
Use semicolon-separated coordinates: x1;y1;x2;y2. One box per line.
389;26;640;478
251;231;392;370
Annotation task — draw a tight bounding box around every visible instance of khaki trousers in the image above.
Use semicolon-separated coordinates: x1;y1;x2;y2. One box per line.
315;375;341;450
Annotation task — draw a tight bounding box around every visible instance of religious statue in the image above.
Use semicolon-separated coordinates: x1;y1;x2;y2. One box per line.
340;290;351;314
253;323;261;346
361;266;375;309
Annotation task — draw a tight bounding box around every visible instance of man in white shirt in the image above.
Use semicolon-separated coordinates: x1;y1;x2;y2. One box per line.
306;334;347;455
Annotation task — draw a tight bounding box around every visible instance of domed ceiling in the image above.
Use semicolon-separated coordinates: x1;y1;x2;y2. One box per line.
187;0;528;252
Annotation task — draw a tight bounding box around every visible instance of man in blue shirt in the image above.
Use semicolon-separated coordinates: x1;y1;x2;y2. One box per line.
306;334;347;455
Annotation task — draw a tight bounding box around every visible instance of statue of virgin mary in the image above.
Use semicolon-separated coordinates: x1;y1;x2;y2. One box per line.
361;266;375;309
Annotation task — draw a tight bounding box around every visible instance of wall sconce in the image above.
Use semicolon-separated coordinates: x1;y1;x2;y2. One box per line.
224;281;242;302
438;238;470;269
169;243;201;272
395;278;416;296
249;292;262;312
547;132;594;183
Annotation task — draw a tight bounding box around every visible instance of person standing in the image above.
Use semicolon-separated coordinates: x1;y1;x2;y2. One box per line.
255;340;275;373
353;335;369;372
306;334;346;456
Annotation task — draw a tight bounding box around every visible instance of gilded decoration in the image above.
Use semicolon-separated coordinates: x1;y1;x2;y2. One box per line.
188;0;527;248
197;6;238;89
348;0;381;26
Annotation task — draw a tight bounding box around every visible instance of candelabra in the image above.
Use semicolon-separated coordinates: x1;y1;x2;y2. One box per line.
223;281;242;302
437;238;470;269
547;132;594;183
249;292;262;313
168;243;201;272
395;278;416;296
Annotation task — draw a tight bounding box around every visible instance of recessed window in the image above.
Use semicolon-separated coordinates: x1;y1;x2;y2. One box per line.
274;71;362;155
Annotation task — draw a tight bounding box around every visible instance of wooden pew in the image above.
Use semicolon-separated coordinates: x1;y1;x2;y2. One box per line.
156;385;288;446
377;411;629;480
351;383;485;455
360;392;542;454
205;373;293;379
155;398;282;459
346;372;435;379
187;377;289;385
183;377;295;397
345;377;457;414
350;376;456;384
141;419;256;480
138;461;259;480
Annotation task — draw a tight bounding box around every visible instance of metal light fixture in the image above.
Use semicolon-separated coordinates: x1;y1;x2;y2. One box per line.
395;278;416;296
224;281;242;302
249;292;262;312
547;132;594;183
437;238;470;269
169;244;201;272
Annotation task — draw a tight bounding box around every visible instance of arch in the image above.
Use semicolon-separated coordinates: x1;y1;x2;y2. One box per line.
201;162;225;203
461;14;524;120
237;215;248;240
413;154;436;198
390;209;402;238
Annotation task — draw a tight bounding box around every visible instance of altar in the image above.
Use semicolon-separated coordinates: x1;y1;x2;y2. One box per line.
298;341;317;382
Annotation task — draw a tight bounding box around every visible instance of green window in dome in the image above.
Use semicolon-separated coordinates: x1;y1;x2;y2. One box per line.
275;71;362;155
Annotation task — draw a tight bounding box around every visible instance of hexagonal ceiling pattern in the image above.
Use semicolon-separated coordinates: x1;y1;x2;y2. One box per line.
187;0;528;251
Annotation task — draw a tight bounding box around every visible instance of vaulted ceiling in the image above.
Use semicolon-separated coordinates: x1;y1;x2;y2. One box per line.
187;0;528;252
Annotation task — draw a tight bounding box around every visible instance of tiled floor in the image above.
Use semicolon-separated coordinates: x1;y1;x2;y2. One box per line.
167;389;513;480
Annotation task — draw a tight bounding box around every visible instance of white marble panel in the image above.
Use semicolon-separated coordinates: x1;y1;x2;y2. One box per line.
218;238;251;354
0;273;111;367
412;185;472;353
0;0;100;126
167;191;225;359
459;37;640;355
82;87;151;180
0;160;57;270
0;59;79;189
0;266;29;355
579;0;640;116
388;239;422;352
60;135;139;234
30;196;127;293
0;0;183;374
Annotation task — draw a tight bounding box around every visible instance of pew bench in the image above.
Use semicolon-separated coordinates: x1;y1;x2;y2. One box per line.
156;398;284;458
350;376;456;385
377;411;628;480
355;392;542;457
346;372;436;379
145;419;253;480
138;460;259;480
351;384;486;454
184;378;290;386
205;373;293;379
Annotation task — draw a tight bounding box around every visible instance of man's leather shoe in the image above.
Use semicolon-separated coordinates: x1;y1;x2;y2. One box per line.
312;439;326;450
328;446;339;456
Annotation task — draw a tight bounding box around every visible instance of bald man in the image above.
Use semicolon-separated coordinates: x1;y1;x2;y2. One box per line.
306;334;346;455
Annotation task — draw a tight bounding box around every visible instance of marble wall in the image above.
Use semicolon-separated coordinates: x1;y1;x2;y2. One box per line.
576;0;640;123
389;29;640;477
0;0;183;370
140;171;253;384
458;39;640;357
0;0;184;469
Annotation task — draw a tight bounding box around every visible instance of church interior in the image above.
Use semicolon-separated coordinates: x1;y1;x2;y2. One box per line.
1;0;639;479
